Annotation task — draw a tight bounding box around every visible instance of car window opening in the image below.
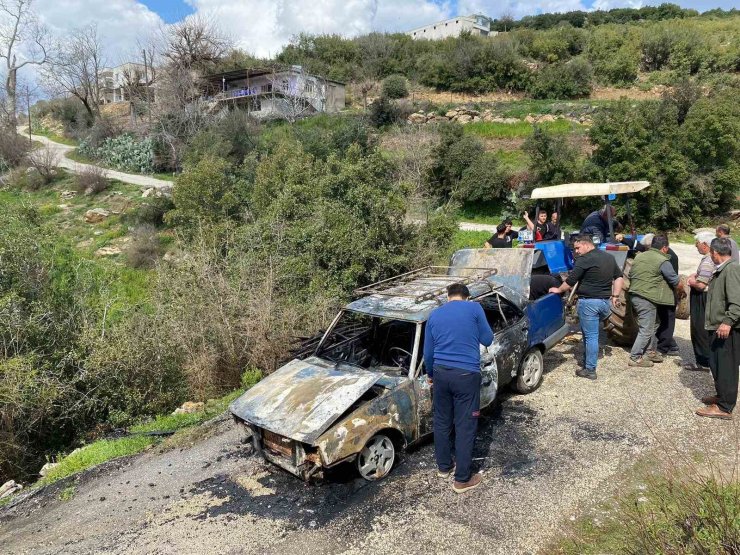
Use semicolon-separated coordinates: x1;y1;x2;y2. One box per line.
317;312;417;375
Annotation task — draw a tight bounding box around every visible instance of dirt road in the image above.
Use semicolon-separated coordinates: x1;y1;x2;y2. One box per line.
1;317;736;555
24;130;173;190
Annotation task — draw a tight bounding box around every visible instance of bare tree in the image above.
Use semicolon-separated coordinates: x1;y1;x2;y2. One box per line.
162;14;230;71
42;23;105;120
119;63;155;125
0;0;49;127
269;67;325;124
356;79;376;112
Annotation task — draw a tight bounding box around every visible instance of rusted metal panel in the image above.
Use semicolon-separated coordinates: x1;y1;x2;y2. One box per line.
449;248;533;303
229;357;379;444
316;381;417;465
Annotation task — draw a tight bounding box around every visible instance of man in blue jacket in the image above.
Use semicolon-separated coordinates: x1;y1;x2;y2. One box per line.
424;283;494;493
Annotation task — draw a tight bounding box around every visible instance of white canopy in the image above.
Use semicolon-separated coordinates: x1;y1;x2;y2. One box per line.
530;181;650;200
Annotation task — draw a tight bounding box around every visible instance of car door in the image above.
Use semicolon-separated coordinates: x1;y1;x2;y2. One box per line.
525;293;565;347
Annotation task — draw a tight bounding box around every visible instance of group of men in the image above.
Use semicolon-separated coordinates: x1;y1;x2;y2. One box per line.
484;211;561;248
551;224;740;421
424;213;740;494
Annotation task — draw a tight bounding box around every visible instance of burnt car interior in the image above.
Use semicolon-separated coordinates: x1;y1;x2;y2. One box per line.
477;294;523;332
317;312;417;375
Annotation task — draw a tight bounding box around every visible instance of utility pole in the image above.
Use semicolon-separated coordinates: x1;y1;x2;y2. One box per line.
25;84;32;145
143;49;152;126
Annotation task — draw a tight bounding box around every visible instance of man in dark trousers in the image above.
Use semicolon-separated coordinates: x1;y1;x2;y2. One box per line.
685;231;716;371
696;237;740;420
548;234;624;379
424;283;493;493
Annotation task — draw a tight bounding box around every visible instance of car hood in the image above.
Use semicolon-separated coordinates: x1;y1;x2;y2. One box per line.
229;357;380;444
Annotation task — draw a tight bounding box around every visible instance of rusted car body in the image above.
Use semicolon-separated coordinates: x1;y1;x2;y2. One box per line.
230;249;569;481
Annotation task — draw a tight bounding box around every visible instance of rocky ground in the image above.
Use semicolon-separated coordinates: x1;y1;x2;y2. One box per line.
2;310;737;554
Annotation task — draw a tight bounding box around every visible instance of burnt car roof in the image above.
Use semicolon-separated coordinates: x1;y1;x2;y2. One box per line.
346;249;533;321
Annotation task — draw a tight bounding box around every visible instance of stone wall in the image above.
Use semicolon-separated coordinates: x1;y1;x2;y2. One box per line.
407;107;593;126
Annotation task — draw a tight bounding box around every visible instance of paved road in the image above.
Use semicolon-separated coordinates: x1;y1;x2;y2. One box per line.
25;130;173;190
1;319;734;555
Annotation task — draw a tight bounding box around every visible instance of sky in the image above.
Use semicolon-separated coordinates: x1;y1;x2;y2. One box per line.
16;0;740;65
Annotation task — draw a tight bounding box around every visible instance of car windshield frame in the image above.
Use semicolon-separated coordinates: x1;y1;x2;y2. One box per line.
315;309;422;379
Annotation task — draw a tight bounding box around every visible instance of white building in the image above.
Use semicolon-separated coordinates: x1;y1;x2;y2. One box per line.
206;66;345;120
100;63;153;104
406;14;495;40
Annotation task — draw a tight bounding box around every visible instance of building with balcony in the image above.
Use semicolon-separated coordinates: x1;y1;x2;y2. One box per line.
100;63;154;104
204;66;345;120
406;14;495;40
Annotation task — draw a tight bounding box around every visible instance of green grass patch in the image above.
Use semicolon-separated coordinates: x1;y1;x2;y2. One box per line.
458;202;524;227
40;435;157;485
492;149;529;172
32;128;78;146
450;230;492;252
464;119;581;139
59;485;77;501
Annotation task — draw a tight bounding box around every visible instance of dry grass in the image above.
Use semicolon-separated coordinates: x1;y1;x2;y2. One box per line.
74;165;110;195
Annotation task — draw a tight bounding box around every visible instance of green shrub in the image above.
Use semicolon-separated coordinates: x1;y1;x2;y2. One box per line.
368;95;401;128
129;195;175;227
240;367;263;390
427;123;485;200
166;155;248;230
78;134;154;173
528;57;593;99
381;74;409;99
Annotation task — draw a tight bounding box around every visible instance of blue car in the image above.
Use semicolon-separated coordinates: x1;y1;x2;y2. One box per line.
230;248;569;481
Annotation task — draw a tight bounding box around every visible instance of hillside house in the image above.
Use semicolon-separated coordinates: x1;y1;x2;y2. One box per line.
406;14;496;40
204;66;345;120
101;63;154;104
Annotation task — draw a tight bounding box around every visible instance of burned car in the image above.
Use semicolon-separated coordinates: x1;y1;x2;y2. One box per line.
230;249;569;481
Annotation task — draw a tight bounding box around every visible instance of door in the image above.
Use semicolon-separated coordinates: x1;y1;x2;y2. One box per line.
525;293;565;347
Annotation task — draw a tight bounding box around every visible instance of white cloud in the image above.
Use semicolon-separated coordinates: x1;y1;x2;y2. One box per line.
35;0;164;65
187;0;454;57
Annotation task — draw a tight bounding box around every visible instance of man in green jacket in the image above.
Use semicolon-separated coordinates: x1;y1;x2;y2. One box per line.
696;237;740;420
627;235;680;367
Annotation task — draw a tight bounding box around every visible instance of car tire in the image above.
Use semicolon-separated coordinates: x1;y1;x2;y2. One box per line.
513;348;544;394
356;433;396;481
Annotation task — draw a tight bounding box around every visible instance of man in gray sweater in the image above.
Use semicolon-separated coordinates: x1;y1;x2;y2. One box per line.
696;237;740;420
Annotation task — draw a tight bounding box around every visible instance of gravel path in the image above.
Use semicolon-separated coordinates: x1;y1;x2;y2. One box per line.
2;318;736;555
25;131;173;190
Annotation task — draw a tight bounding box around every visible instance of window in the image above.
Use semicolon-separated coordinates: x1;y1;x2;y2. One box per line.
305;81;315;94
261;83;272;93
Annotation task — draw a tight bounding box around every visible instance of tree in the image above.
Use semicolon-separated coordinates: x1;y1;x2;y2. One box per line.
0;0;49;127
42;24;105;120
162;14;230;72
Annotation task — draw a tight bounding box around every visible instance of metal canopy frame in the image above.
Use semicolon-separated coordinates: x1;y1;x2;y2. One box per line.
353;266;500;304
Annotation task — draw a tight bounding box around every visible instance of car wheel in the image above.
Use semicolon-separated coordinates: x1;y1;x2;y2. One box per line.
356;433;395;481
513;348;544;394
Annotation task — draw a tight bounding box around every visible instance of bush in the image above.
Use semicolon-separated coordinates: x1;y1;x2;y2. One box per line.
368;95;401;128
454;153;509;203
528;57;593;99
6;167;45;191
29;146;60;184
79;134;154;174
427;124;486;200
0;130;29;171
166;155;248;231
126;225;163;269
74;166;110;195
129;194;175;227
381;74;409;99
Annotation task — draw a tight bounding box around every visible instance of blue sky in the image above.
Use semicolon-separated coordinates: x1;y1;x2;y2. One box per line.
138;0;194;23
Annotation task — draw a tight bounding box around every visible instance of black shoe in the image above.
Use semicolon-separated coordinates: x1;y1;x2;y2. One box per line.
663;349;680;357
575;368;597;380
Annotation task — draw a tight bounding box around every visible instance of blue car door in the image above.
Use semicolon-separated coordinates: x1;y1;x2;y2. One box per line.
525;293;565;347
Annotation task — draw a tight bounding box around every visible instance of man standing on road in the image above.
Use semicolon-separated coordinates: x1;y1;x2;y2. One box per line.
715;224;739;263
626;235;680;367
685;231;716;372
424;283;494;493
696;237;740;420
548;235;624;380
652;234;681;357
